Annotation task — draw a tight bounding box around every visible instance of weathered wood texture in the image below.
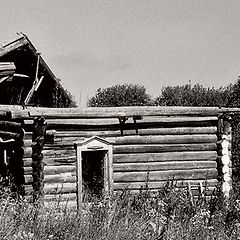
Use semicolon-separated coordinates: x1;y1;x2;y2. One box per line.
38;112;219;200
3;105;235;202
31;117;47;201
21;106;222;120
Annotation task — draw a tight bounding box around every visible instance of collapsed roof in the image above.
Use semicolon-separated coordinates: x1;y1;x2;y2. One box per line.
0;33;74;107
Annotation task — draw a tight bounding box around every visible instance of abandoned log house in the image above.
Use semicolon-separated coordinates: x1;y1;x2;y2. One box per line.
0;105;234;208
0;34;235;208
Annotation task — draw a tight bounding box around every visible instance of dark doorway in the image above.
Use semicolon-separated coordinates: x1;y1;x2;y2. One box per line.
81;150;106;201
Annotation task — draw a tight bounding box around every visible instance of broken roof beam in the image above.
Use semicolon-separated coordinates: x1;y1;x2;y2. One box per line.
0;62;16;84
0;62;16;73
0;35;28;57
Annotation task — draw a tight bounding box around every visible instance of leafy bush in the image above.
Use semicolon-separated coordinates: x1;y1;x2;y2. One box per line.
155;83;234;107
88;84;153;107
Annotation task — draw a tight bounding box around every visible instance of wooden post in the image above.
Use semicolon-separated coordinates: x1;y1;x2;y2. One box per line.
31;116;47;202
218;114;232;198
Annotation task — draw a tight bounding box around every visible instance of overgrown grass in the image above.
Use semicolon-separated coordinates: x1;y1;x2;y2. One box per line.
0;182;240;240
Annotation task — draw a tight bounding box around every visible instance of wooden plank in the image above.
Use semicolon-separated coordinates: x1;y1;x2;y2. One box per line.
113;179;219;190
113;161;217;172
113;143;217;154
113;151;217;163
114;169;218;182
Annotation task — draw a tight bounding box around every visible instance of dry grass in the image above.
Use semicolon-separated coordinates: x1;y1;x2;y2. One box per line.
0;182;240;240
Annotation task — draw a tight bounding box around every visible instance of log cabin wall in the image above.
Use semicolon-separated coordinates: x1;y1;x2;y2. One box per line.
0;105;236;207
33;107;222;206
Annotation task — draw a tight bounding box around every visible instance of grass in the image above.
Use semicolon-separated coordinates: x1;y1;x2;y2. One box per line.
0;181;240;240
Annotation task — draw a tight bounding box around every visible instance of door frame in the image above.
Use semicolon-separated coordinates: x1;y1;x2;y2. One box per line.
75;136;113;208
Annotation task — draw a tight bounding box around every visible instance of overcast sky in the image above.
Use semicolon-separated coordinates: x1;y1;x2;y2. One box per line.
1;0;240;106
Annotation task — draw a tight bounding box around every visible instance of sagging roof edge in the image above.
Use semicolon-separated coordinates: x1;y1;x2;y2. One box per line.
0;33;72;104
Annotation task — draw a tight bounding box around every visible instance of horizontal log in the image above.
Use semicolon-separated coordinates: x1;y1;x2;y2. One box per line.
44;182;77;194
113;143;217;154
25;173;77;184
113;161;217;172
51;127;217;139
114;169;218;182
25;106;221;119
42;149;75;158
113;179;219;190
108;135;217;145
24;167;32;175
43;156;76;166
23;158;32;167
44;173;76;183
46;118;119;126
43;145;75;150
44;165;76;175
23;147;32;158
44;116;217;127
113;151;217;163
47;134;217;147
24;183;77;194
25;166;76;175
9;106;221;120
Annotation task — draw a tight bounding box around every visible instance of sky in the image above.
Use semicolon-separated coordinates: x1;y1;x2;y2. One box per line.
1;0;240;106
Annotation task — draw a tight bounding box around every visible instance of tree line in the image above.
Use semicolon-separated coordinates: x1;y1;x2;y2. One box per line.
87;78;240;107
